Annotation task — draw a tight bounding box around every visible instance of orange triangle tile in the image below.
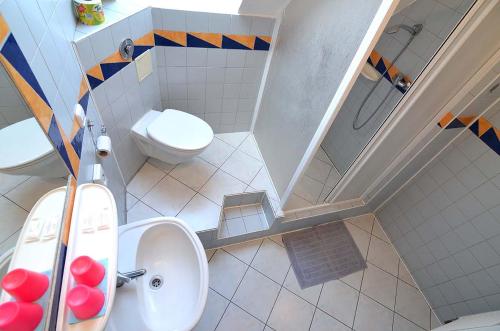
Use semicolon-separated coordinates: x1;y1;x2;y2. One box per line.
0;14;9;45
369;50;382;64
78;78;89;99
154;30;187;46
102;51;130;64
477;117;492;137
135;32;154;46
458;115;475;126
258;35;272;43
225;34;255;49
438;112;454;128
190;32;222;48
87;63;104;81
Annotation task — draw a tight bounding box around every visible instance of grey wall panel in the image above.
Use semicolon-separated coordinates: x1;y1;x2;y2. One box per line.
254;0;384;199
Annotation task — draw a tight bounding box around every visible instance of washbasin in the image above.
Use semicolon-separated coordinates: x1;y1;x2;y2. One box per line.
106;217;208;331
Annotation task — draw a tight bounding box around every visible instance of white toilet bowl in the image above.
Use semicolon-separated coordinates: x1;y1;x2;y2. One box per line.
131;109;214;165
0;118;67;177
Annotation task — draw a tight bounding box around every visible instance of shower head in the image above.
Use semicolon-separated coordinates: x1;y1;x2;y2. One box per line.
385;23;423;36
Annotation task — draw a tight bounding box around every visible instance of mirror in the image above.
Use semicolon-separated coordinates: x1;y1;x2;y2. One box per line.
0;51;72;327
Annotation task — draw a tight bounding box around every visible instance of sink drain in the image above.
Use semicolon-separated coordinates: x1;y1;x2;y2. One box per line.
149;275;163;290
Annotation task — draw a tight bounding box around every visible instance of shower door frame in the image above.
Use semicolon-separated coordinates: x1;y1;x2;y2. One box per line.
323;0;497;206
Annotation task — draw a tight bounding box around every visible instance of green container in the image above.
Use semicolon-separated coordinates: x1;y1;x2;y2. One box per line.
73;0;105;26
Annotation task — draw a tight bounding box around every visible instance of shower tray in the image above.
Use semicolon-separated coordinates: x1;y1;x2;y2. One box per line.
217;191;275;239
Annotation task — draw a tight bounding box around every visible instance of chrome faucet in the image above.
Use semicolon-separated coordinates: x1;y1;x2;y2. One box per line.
116;269;146;288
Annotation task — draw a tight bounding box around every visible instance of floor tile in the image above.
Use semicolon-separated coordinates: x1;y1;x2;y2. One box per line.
170;157;217;190
199;137;235;167
268;234;284;247
305;157;332;183
372;219;390;242
193;288;229;331
0;173;29;195
221;150;263;184
353;293;394;331
251;238;291;284
0;196;28;242
177;194;220;231
0;229;20;256
205;249;216;261
346;214;374;233
126;162;165;198
398;260;417;288
339;268;364;291
344;222;371;259
238;134;262;160
361;263;397;309
393;313;426;331
367;235;399;276
293;175;324;204
243;214;267;232
126;192;138;211
216;132;249;148
142;176;196;216
216;303;264;331
268;288;315;331
284;194;312;210
199;170;247;205
431;312;441;329
225;217;247;236
249;167;279;201
395;281;431;330
283;267;322;305
147;158;176;173
5;176;67;211
126;201;161;223
209;250;248;299
310;309;351;331
317;280;359;327
232;267;281;322
223;239;262;264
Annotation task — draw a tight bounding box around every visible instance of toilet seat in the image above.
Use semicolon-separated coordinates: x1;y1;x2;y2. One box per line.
0;117;54;171
147;109;214;152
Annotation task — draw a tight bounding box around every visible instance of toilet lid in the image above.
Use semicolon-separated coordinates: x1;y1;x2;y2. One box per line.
0;117;54;170
147;109;214;151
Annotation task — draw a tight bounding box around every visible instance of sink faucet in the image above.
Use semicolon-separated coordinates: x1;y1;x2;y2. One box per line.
116;269;146;288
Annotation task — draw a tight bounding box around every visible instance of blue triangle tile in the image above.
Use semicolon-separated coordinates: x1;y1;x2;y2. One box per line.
87;74;103;90
71;128;84;158
254;37;270;51
479;128;499;155
101;62;129;80
47;116;74;177
132;45;153;60
154;34;184;47
1;34;51;107
187;34;218;48
221;36;250;50
79;91;90;114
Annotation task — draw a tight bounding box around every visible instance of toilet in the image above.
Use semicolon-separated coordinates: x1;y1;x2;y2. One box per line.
131;109;214;165
0;117;67;177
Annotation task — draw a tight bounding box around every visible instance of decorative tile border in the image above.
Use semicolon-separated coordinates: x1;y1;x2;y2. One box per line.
367;49;411;93
438;112;500;155
85;30;272;90
0;14;83;177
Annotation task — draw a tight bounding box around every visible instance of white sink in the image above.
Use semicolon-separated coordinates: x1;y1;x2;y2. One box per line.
107;217;208;331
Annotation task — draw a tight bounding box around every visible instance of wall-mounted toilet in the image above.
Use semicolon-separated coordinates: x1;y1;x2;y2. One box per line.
131;109;214;165
0;117;67;177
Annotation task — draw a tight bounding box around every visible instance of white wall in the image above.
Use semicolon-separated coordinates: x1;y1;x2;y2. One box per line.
253;0;388;200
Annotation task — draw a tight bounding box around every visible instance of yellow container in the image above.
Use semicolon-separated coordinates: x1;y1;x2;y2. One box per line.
73;0;105;26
